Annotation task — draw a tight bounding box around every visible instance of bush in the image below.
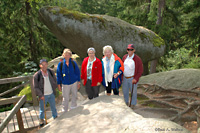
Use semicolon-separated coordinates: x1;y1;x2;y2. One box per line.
0;104;14;112
157;47;200;72
18;85;32;101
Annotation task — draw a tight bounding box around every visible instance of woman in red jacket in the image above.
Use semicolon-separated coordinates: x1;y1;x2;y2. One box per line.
81;47;102;100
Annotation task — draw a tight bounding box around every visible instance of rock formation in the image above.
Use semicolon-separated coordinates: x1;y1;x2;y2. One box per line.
39;6;165;74
138;68;200;90
137;69;200;131
38;95;188;133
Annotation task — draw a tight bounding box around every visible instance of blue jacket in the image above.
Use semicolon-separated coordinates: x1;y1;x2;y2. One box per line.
57;58;80;85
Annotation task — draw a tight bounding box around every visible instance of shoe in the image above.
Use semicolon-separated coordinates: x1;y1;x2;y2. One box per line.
54;116;58;119
70;106;77;110
39;119;44;127
130;105;135;109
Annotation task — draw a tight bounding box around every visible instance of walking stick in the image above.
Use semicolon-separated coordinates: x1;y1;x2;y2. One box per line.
44;98;48;124
129;84;134;107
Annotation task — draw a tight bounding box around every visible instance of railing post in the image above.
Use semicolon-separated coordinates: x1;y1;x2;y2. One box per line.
14;95;26;133
16;107;26;133
29;76;38;106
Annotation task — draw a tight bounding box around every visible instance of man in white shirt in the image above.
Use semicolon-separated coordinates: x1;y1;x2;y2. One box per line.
122;44;143;108
33;59;58;127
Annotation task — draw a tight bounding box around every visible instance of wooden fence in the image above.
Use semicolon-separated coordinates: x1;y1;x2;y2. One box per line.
0;76;38;132
0;95;26;132
0;76;38;106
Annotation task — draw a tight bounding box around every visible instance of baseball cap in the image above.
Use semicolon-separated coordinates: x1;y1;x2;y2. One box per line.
39;59;48;64
127;44;135;49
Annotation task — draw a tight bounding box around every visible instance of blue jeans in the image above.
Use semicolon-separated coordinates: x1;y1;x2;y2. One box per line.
39;93;57;119
122;77;138;105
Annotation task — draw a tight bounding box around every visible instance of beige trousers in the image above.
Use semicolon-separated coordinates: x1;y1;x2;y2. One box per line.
62;82;78;112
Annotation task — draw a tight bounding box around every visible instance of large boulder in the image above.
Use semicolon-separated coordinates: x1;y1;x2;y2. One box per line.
138;69;200;90
39;95;189;133
39;6;165;63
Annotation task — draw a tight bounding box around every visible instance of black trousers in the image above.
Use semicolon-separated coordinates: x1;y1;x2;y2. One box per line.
106;82;119;95
85;80;100;100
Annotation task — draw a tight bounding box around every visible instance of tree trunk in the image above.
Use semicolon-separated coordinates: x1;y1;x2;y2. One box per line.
156;0;165;25
150;0;165;74
150;59;157;74
25;1;37;63
143;62;149;75
197;44;200;57
146;0;151;13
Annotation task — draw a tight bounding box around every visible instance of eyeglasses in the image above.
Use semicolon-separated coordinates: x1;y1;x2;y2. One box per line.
127;49;134;51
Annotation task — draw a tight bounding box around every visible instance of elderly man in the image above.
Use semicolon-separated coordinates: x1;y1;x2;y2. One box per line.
122;44;143;108
33;59;58;127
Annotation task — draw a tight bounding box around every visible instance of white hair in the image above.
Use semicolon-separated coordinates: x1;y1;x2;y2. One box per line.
87;47;96;53
103;45;114;55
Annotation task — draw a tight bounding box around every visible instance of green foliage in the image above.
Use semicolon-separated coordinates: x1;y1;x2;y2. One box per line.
181;0;200;55
18;85;33;101
0;0;66;98
0;104;14;112
56;88;62;97
0;0;64;79
157;48;200;72
78;0;110;14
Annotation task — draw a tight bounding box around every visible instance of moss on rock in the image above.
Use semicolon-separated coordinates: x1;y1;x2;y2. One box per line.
138;31;165;47
48;6;105;23
138;31;148;41
152;34;165;47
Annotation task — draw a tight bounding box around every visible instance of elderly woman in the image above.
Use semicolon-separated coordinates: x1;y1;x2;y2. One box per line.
81;47;102;100
102;45;124;95
57;48;80;112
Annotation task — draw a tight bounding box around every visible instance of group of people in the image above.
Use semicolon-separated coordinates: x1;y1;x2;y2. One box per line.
33;44;143;126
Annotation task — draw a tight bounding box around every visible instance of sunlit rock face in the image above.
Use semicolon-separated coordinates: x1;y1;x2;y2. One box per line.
39;95;189;133
39;6;165;63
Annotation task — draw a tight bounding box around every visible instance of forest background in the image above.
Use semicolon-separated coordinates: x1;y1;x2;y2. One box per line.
0;0;199;98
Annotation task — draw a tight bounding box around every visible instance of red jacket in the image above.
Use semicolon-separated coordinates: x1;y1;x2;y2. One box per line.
81;57;102;86
122;54;143;83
